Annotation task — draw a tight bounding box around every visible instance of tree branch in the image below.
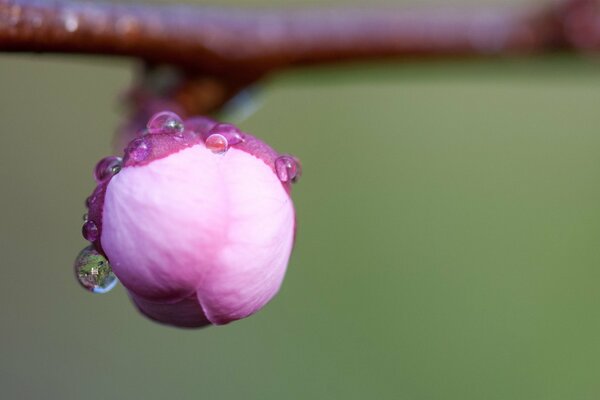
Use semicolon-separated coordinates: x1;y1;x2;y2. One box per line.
2;0;598;77
2;0;600;128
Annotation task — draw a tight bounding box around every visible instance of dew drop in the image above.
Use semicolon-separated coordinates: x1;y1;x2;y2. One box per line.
82;220;99;242
126;137;151;162
74;246;118;294
94;156;122;183
85;195;96;208
62;12;79;33
82;213;88;222
275;155;301;183
147;111;184;136
205;134;229;154
206;123;244;145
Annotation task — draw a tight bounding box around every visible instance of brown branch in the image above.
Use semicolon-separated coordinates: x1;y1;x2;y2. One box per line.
2;0;598;78
2;0;600;127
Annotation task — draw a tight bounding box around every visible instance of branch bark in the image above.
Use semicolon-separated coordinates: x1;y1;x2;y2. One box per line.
1;0;599;119
2;0;597;77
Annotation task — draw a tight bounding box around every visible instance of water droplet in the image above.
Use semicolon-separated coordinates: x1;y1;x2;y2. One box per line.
62;11;79;33
126;137;151;162
147;111;184;136
275;156;301;183
85;195;96;208
94;156;122;182
207;123;244;145
82;213;88;221
74;246;118;294
205;134;229;154
82;220;99;242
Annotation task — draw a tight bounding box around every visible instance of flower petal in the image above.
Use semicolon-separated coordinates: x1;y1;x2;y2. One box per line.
101;142;295;326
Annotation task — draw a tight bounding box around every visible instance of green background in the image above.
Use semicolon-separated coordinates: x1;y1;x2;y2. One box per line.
1;0;600;399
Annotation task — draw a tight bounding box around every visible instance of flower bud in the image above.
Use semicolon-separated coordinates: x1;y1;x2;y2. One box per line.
77;112;300;328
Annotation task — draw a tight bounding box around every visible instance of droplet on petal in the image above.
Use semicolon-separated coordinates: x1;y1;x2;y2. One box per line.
82;220;99;242
126;137;152;162
85;195;96;208
275;155;301;183
82;213;88;221
206;123;244;145
205;134;229;154
147;111;184;137
74;245;118;294
94;156;122;183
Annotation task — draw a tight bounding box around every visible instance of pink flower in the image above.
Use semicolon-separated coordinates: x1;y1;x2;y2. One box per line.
76;112;300;328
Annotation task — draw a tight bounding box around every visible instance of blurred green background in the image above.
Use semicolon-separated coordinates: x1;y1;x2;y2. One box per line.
2;0;600;399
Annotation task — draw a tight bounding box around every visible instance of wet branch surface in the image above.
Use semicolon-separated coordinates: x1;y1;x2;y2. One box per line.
1;0;600;117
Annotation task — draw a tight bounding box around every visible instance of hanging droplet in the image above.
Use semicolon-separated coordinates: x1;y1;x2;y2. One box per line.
126;137;152;162
147;111;184;137
74;245;118;294
206;123;244;146
205;134;229;154
82;220;99;242
94;156;122;182
275;155;301;183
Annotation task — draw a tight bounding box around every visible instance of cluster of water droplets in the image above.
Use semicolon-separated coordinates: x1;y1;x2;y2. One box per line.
76;153;123;294
200;121;301;182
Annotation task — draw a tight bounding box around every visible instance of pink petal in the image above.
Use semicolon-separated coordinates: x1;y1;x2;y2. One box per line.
101;143;295;327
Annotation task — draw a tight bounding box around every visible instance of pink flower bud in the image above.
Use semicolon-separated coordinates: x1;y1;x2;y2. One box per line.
76;113;300;328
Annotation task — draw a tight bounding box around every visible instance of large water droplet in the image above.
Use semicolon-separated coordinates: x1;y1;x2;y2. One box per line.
205;134;229;154
206;123;244;146
94;156;122;183
275;155;301;183
126;137;151;162
74;246;118;294
82;220;99;242
147;111;184;137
